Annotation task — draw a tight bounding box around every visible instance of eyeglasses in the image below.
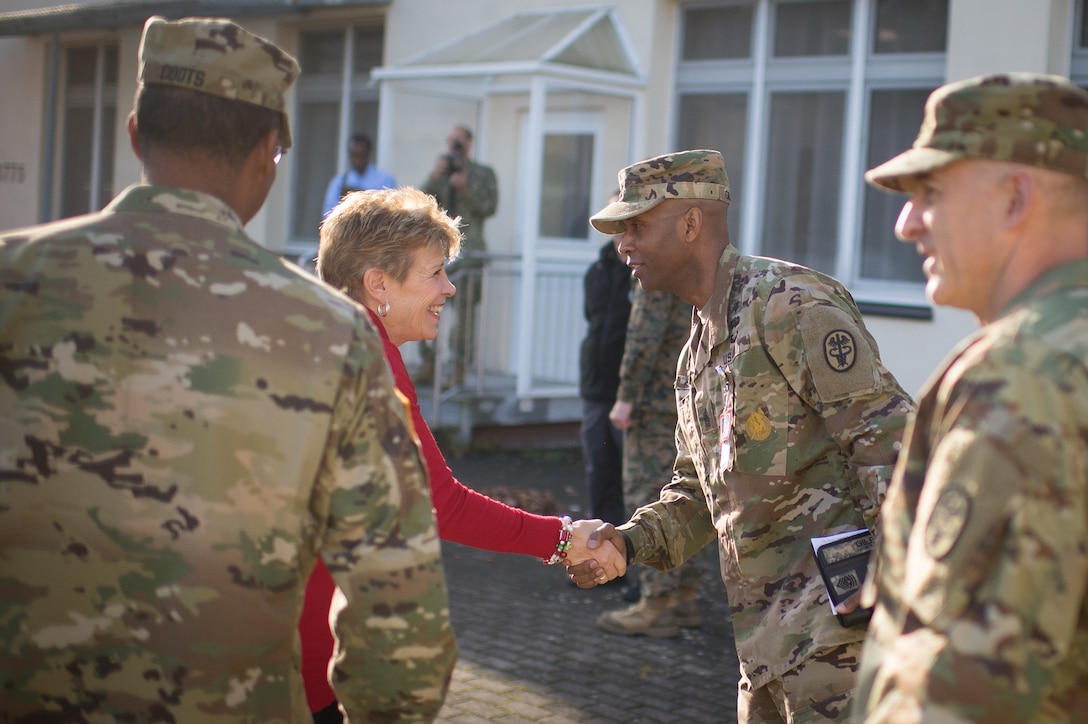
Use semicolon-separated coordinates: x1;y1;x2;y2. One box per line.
273;146;286;166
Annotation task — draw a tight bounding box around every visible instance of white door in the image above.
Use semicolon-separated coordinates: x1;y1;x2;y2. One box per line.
514;110;608;395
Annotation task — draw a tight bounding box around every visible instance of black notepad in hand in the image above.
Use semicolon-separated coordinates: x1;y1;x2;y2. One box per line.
810;529;874;628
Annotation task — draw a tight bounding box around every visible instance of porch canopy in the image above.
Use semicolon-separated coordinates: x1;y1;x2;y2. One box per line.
372;5;645;399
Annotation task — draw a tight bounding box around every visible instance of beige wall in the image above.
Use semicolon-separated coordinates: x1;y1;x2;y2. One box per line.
864;308;979;399
0;34;45;231
947;0;1074;80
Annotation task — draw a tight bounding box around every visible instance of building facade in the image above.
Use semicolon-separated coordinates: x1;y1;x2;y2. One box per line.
0;0;1082;430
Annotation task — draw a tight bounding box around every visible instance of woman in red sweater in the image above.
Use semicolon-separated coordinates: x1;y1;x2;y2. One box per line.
305;187;625;721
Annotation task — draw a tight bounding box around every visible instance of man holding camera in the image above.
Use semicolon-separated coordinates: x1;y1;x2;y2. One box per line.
420;125;498;384
423;125;497;255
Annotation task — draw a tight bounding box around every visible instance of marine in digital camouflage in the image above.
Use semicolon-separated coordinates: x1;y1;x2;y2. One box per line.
620;243;914;696
616;286;702;596
0;181;454;719
856;72;1088;723
866;72;1088;192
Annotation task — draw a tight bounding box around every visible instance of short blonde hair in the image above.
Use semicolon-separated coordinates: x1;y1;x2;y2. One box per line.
317;187;463;296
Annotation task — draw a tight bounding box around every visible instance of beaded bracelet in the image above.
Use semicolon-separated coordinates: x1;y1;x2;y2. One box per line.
542;515;574;565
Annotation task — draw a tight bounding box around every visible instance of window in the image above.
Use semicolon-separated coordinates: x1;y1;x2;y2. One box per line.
675;93;748;241
290;24;385;242
1071;0;1088;84
539;133;594;239
59;44;117;219
675;0;947;304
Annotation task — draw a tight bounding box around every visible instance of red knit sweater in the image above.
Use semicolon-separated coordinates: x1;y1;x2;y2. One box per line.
300;309;563;712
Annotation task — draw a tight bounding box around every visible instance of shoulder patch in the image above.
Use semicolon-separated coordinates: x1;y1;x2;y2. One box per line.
823;329;857;371
799;304;879;401
924;484;971;560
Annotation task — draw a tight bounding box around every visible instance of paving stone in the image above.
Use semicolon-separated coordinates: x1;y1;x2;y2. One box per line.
434;448;741;723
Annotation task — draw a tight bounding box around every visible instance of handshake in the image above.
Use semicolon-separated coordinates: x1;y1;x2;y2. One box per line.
563;520;629;588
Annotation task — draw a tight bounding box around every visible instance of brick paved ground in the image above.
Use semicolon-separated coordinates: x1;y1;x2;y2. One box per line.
436;447;741;723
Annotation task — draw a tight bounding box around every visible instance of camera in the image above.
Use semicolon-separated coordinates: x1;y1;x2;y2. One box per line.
444;138;466;172
443;152;463;173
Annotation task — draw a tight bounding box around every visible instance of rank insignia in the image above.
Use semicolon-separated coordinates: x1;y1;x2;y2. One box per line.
744;407;773;442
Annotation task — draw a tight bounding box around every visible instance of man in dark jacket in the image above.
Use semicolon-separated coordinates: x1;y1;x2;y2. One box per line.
579;232;632;526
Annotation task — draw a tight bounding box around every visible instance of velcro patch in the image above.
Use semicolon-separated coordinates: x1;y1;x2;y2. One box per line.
799;304;879;402
924;484;971;560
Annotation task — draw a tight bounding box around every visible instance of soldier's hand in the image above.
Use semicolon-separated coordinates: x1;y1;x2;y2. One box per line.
834;590;863;615
566;522;626;588
431;155;449;179
609;400;633;430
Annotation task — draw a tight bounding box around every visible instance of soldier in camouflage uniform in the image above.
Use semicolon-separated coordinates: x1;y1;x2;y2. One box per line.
572;150;915;722
596;285;702;637
419;126;499;385
0;16;455;722
854;72;1088;722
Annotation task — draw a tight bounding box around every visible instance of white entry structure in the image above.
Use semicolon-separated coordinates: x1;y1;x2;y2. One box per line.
374;6;645;410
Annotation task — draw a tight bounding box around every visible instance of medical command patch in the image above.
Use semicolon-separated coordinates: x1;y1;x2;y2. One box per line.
799;304;880;401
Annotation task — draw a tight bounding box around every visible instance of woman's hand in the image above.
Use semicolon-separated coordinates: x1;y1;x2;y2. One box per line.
564;520;627;587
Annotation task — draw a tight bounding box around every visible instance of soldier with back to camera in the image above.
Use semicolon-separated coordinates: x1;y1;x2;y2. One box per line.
0;16;455;722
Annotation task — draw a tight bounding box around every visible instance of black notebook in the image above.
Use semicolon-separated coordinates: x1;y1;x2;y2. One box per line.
810;528;874;628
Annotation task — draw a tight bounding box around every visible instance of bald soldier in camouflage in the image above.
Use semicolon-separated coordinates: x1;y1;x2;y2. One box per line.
0;16;455;722
571;150;915;722
854;73;1088;721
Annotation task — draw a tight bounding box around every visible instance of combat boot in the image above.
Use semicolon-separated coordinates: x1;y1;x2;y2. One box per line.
673;586;702;628
595;593;681;638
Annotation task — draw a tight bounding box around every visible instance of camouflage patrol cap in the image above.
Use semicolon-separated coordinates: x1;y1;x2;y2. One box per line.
590;150;731;234
138;16;300;147
866;72;1088;192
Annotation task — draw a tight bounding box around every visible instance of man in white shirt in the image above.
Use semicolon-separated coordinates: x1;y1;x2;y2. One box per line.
322;132;396;217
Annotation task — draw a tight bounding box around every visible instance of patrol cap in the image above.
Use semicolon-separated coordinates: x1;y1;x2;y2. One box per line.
590;150;731;235
138;16;300;148
866;72;1088;192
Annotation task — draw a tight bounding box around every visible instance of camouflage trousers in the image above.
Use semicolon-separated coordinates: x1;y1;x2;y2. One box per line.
623;408;705;597
737;640;862;724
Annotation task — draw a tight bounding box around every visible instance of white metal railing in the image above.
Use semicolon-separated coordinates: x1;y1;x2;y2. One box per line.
429;252;586;423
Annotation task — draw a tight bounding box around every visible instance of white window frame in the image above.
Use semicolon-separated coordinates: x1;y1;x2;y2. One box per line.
288;21;385;252
1070;0;1088;82
57;41;117;220
674;0;946;312
523;109;607;257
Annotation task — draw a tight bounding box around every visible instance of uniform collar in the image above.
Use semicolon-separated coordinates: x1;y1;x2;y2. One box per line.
691;245;741;370
105;184;246;234
997;256;1088;319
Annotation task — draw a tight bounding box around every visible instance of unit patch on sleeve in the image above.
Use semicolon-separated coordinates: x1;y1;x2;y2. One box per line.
924;484;971;560
799;304;880;402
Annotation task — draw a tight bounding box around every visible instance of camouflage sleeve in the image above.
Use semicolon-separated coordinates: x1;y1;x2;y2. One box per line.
870;350;1088;721
460;163;498;220
769;283;914;529
616;288;682;408
314;321;455;722
619;422;718;572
